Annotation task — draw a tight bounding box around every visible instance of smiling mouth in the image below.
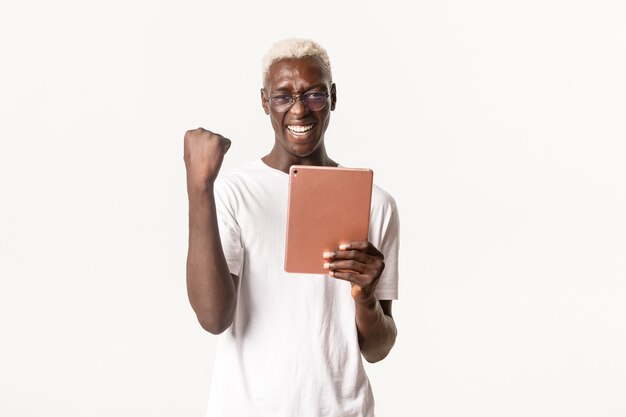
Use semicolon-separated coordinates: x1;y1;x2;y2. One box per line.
286;124;315;136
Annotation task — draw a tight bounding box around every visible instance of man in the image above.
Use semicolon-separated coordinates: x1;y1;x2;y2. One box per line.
183;38;399;417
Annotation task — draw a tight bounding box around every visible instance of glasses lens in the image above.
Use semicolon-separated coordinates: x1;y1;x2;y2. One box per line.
270;95;293;112
303;92;328;111
269;92;328;112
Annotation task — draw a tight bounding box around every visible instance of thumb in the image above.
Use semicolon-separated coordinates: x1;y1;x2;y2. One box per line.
221;137;232;153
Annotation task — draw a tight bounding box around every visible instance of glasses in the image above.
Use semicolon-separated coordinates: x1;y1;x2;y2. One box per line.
266;90;330;112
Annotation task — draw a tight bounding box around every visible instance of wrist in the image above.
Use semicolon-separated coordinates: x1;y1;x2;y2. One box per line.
353;288;378;310
187;178;215;195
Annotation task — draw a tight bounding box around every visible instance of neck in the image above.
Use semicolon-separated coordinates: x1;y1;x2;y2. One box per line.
262;145;338;174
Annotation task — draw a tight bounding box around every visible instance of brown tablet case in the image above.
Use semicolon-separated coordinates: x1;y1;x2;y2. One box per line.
284;165;373;274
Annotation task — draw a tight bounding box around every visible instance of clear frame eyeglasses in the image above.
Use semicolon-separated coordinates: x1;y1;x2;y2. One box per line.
266;90;330;113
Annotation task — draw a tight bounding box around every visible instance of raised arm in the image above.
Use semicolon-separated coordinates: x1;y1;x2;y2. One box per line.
184;127;237;334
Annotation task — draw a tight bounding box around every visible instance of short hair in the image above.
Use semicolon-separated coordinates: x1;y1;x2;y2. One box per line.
262;38;332;86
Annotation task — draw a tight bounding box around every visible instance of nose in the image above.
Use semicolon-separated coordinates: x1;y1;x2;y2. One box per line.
288;96;308;116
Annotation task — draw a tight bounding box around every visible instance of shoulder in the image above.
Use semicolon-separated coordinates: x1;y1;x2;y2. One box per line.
216;160;262;185
369;183;399;236
215;159;287;209
214;160;267;194
368;183;400;254
371;183;398;214
213;160;261;209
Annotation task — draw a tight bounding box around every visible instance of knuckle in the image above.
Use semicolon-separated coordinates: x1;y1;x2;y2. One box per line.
186;127;210;140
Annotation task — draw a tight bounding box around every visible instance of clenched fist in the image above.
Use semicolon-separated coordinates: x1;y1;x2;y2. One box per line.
184;128;231;190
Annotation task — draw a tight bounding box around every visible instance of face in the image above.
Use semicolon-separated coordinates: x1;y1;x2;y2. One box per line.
261;57;337;160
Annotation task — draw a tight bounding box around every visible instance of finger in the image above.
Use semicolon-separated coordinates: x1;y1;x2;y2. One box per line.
339;241;383;258
323;249;370;263
221;137;232;153
328;269;366;283
338;241;367;250
324;259;367;274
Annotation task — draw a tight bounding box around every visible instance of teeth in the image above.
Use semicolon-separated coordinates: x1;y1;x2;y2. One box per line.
287;124;314;134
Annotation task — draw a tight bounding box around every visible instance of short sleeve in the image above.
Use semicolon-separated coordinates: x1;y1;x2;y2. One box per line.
214;178;244;277
370;192;400;300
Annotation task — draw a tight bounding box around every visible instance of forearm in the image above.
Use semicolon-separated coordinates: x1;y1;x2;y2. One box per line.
355;297;397;363
186;184;236;334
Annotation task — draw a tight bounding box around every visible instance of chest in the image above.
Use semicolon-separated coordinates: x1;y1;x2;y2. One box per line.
234;178;289;255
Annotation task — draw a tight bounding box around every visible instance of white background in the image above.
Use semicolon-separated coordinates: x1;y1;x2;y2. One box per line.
1;0;625;416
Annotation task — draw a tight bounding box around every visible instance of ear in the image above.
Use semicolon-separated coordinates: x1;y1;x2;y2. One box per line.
330;83;337;111
260;88;270;115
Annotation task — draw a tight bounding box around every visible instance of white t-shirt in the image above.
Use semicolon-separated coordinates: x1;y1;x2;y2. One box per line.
206;159;399;417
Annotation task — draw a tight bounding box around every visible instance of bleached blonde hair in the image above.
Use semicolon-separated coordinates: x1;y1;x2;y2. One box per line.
262;38;332;86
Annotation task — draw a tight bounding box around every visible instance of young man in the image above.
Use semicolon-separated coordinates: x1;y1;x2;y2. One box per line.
183;38;399;417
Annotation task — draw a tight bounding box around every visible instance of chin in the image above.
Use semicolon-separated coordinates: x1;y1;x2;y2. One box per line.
286;139;323;158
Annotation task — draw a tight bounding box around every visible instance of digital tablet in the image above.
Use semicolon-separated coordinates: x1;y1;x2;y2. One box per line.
284;165;373;274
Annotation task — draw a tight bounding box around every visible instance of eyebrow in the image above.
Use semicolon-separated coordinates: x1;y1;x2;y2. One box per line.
272;83;327;92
